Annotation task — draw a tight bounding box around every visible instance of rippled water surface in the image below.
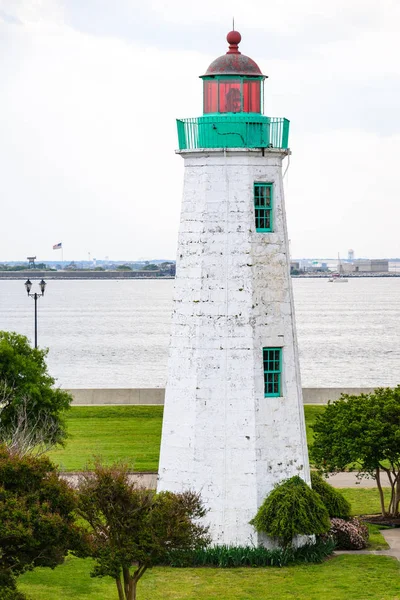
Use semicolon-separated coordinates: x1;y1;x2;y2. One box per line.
0;278;399;388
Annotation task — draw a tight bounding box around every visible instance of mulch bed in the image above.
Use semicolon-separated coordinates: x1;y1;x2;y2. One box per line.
361;514;400;527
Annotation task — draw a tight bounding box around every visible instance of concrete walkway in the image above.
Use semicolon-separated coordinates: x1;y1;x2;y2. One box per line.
335;528;400;561
327;472;390;488
381;528;400;560
60;471;158;489
61;471;388;490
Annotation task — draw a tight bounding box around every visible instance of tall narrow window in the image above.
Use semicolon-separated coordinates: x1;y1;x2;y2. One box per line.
254;183;273;232
263;348;282;397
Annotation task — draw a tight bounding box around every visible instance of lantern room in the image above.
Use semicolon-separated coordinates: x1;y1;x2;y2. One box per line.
176;29;290;151
201;30;266;115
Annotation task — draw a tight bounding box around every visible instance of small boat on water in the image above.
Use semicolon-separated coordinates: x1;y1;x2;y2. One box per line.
328;254;349;282
328;273;348;283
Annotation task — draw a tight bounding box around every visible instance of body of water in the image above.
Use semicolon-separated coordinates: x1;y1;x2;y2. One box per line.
0;278;399;389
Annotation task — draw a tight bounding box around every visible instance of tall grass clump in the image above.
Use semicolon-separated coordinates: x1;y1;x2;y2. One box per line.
311;472;351;519
250;476;331;548
165;539;335;568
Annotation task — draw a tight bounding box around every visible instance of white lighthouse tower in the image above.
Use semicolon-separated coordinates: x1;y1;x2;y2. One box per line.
158;30;310;546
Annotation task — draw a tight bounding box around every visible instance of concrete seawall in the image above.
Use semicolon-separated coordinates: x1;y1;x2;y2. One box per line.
66;387;379;406
0;271;174;280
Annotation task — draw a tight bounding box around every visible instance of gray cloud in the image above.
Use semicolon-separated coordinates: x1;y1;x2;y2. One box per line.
0;9;22;24
62;2;375;59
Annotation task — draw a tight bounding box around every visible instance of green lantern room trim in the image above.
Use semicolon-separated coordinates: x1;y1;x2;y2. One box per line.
176;116;289;150
263;347;282;397
254;183;273;232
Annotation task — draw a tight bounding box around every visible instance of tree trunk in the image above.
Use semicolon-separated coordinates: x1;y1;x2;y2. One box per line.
383;468;396;516
128;566;147;600
130;580;137;600
394;474;400;516
115;577;125;600
123;567;131;599
389;473;395;516
375;467;387;516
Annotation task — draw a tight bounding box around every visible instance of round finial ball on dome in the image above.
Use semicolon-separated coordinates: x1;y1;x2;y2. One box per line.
227;30;241;45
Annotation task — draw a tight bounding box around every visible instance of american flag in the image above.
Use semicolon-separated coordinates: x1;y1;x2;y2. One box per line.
53;242;62;250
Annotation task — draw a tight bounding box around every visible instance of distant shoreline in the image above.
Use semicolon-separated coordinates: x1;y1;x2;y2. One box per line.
0;271;174;280
292;273;400;278
0;271;398;280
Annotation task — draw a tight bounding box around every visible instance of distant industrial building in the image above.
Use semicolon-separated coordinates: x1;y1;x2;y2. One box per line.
290;261;301;273
348;249;355;261
342;259;389;273
353;259;389;273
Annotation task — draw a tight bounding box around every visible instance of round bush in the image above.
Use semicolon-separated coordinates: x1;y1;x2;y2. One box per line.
250;476;331;548
310;471;351;519
326;517;369;550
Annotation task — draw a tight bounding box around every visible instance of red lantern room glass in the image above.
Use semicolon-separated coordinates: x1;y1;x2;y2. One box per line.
201;30;266;115
203;79;261;113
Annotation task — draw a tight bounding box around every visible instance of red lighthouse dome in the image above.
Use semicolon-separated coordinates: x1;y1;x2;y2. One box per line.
201;31;266;114
203;30;265;77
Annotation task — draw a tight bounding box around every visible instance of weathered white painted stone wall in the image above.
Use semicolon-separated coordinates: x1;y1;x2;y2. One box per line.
158;148;310;546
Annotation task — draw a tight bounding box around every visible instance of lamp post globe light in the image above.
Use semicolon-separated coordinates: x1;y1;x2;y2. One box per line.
24;279;47;349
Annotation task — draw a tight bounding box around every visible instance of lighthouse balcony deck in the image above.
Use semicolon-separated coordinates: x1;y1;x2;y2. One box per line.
176;115;289;151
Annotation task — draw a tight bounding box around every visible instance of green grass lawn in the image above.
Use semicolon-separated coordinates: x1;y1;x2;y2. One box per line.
48;406;164;472
340;487;391;517
19;554;400;600
367;524;390;550
48;405;326;472
21;405;397;598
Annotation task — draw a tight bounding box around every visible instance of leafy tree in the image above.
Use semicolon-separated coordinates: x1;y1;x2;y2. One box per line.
311;387;400;517
0;446;79;597
141;263;158;271
310;471;351;519
76;463;210;600
250;476;330;548
116;265;132;271
64;262;77;270
0;331;72;454
159;262;175;276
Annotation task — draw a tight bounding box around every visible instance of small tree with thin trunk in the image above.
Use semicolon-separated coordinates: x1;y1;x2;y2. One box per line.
311;387;400;517
76;463;210;600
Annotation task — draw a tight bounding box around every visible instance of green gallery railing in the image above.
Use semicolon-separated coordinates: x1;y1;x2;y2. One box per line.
176;116;290;151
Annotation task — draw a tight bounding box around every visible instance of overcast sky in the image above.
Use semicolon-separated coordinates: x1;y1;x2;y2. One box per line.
1;0;399;261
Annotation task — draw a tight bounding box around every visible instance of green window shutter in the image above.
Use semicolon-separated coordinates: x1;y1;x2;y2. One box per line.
263;347;282;397
254;183;273;232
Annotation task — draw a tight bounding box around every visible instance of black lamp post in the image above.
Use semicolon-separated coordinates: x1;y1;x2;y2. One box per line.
24;279;47;349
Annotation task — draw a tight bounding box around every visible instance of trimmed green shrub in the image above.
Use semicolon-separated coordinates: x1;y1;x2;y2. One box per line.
165;539;336;568
311;471;351;519
250;476;331;548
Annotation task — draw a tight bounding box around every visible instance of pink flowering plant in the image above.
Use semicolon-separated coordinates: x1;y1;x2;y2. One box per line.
324;518;369;550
